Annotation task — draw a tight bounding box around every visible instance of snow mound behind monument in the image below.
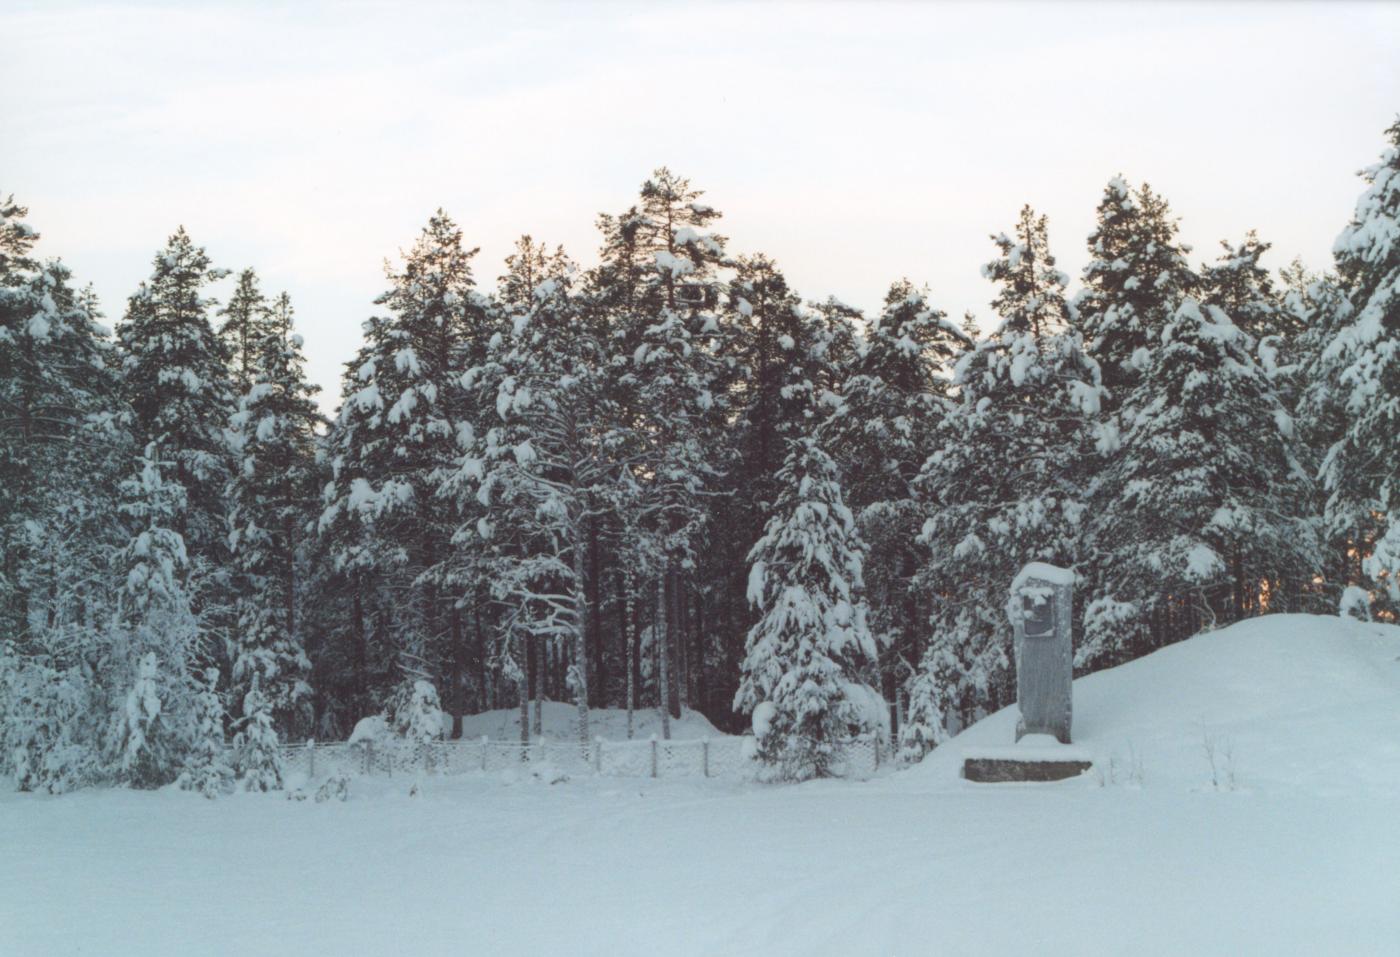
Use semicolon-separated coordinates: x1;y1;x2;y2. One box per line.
905;613;1400;794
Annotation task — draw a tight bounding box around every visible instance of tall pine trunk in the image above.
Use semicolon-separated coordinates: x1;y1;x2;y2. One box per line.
655;573;671;740
572;524;591;747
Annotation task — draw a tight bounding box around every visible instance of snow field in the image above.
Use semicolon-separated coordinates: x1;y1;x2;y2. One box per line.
3;614;1398;956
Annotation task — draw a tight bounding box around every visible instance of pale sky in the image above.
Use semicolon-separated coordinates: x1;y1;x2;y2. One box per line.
5;1;1399;409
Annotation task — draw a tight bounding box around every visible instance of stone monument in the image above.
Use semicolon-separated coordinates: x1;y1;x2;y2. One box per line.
960;562;1090;783
1009;562;1075;745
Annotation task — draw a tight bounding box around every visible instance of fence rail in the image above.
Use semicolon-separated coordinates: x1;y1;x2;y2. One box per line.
281;734;887;783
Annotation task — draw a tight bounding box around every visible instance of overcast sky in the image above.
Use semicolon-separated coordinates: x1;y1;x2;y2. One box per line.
5;1;1399;408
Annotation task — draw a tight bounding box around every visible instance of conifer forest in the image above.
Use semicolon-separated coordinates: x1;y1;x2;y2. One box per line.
5;110;1399;793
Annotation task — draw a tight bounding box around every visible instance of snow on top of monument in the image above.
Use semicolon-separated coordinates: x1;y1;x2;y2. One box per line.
1010;561;1075;592
899;613;1400;795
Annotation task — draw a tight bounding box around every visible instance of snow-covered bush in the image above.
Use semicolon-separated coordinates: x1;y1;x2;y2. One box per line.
391;679;445;747
177;667;233;797
234;678;283;792
1339;585;1372;622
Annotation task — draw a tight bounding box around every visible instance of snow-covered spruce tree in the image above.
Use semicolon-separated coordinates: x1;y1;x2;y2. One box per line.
735;437;883;781
700;255;835;729
226;290;317;756
319;211;495;727
1081;298;1315;665
1287;264;1360;610
233;676;281;791
591;169;730;737
107;445;202;788
1318;119;1400;614
819;279;968;740
909;208;1102;755
176;666;232;797
455;238;624;746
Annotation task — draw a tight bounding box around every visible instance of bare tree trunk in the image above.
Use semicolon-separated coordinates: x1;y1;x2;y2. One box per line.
588;521;605;708
473;603;489;711
449;607;464;739
676;566;689;712
621;563;636;739
518;642;530;746
572;525;590;747
656;573;671;740
666;564;682;720
693;586;707;720
528;633;542;735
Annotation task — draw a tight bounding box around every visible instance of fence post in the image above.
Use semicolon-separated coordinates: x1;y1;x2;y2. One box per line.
650;735;658;779
308;741;316;778
874;736;881;772
364;740;374;775
481;735;489;772
702;739;710;778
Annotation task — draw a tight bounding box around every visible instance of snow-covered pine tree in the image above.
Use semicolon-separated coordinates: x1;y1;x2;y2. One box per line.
820;279;968;740
456;238;623;746
313;322;402;728
805;296;863;402
1081;297;1315;664
724;254;827;509
319;211;495;726
0;197;130;792
1318;119;1400;613
591;169;730;738
107;445;202;788
1074;177;1198;405
116;231;235;716
735;436;883;781
226;291;318;752
217;268;276;395
1202;233;1295;350
909;208;1102;754
117;228;235;574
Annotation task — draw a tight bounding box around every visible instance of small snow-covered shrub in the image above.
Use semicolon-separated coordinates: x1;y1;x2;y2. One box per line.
234;679;283;792
177;667;233;798
315;773;350;802
389;679;444;746
1339;585;1371;622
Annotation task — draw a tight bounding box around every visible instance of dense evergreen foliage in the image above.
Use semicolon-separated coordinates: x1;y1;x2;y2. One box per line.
3;119;1399;786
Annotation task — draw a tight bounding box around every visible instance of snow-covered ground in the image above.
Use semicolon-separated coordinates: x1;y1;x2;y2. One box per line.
4;614;1398;955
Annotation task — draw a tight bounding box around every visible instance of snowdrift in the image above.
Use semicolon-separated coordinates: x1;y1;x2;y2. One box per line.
907;613;1400;794
349;700;727;746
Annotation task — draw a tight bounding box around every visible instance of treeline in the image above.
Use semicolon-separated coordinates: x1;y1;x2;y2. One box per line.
2;119;1398;790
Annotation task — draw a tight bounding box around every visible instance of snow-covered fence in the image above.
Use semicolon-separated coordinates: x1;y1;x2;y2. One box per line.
281;733;887;782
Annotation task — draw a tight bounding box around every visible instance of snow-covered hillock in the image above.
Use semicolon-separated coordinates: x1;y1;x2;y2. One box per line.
905;613;1400;794
348;700;728;745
